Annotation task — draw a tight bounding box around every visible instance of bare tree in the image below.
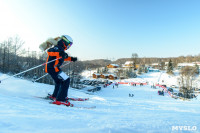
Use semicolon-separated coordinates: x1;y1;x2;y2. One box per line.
178;66;196;99
160;61;165;70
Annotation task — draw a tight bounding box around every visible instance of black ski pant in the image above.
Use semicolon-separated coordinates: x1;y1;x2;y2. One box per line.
49;72;70;101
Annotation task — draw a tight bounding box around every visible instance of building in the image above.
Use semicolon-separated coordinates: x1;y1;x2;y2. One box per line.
108;74;117;80
151;63;160;69
93;73;118;80
122;61;140;69
122;61;134;68
177;63;197;70
92;73;101;79
100;74;109;79
107;64;119;68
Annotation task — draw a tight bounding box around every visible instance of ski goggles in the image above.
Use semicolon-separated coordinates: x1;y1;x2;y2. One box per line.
62;36;72;45
61;36;72;49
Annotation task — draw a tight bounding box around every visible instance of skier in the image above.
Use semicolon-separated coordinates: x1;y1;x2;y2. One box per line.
44;35;77;106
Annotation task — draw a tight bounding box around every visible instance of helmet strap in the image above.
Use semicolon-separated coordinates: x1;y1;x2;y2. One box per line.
62;41;67;50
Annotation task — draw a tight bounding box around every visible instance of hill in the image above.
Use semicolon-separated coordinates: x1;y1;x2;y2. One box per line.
0;72;199;133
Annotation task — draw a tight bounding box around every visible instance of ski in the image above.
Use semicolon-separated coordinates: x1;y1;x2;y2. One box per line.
34;95;95;109
33;96;54;101
49;101;96;109
34;96;89;101
68;97;89;101
72;105;96;109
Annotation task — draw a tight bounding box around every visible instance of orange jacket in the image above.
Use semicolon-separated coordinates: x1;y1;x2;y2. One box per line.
45;45;72;73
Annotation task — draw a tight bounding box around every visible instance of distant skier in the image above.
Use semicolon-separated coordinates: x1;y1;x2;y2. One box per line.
115;83;118;88
40;35;77;106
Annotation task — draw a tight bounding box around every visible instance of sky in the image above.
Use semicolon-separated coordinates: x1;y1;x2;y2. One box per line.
0;0;200;61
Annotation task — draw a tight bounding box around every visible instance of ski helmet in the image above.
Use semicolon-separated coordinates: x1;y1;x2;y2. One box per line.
61;35;73;50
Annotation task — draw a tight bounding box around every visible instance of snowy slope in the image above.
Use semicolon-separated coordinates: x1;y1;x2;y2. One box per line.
0;73;200;133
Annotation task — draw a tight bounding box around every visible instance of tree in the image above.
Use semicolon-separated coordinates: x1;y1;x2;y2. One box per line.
97;68;100;73
103;66;108;73
167;59;173;74
137;66;142;75
132;53;138;70
178;66;196;99
160;61;165;70
144;67;148;73
194;63;199;75
116;68;123;78
125;68;137;78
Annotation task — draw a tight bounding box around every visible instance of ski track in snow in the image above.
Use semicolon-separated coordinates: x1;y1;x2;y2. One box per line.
0;73;200;133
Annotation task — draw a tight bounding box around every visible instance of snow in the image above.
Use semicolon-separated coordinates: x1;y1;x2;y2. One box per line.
81;70;96;79
177;63;195;67
0;72;200;133
124;61;133;65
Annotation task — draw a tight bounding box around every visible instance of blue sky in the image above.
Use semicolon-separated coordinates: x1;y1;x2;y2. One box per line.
0;0;200;60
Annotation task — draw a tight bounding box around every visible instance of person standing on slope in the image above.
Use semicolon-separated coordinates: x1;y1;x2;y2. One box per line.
43;35;77;106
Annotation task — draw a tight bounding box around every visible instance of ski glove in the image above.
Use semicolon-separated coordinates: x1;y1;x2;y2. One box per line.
59;51;68;59
71;57;77;62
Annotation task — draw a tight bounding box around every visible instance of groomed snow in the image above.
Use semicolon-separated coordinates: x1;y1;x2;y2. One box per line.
0;72;200;133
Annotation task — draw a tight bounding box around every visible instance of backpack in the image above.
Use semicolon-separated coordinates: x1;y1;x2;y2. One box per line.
39;37;61;51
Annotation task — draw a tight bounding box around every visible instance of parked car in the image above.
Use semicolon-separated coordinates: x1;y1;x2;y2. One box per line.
184;93;196;99
100;82;104;84
91;83;96;86
87;86;101;92
189;94;196;98
178;92;183;97
170;85;178;88
158;90;164;96
168;88;173;92
96;86;101;91
161;85;167;88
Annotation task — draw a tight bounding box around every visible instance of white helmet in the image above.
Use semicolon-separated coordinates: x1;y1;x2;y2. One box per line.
61;35;73;45
61;35;73;50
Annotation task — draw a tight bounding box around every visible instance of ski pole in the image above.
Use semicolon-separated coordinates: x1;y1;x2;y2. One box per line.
69;87;93;95
32;73;48;82
0;57;61;83
33;61;70;82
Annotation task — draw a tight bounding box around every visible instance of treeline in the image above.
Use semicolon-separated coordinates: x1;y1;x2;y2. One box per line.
0;37;52;84
0;37;110;85
1;37;200;85
114;56;200;67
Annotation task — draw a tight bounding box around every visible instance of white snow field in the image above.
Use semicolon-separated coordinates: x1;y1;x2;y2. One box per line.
0;72;200;133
